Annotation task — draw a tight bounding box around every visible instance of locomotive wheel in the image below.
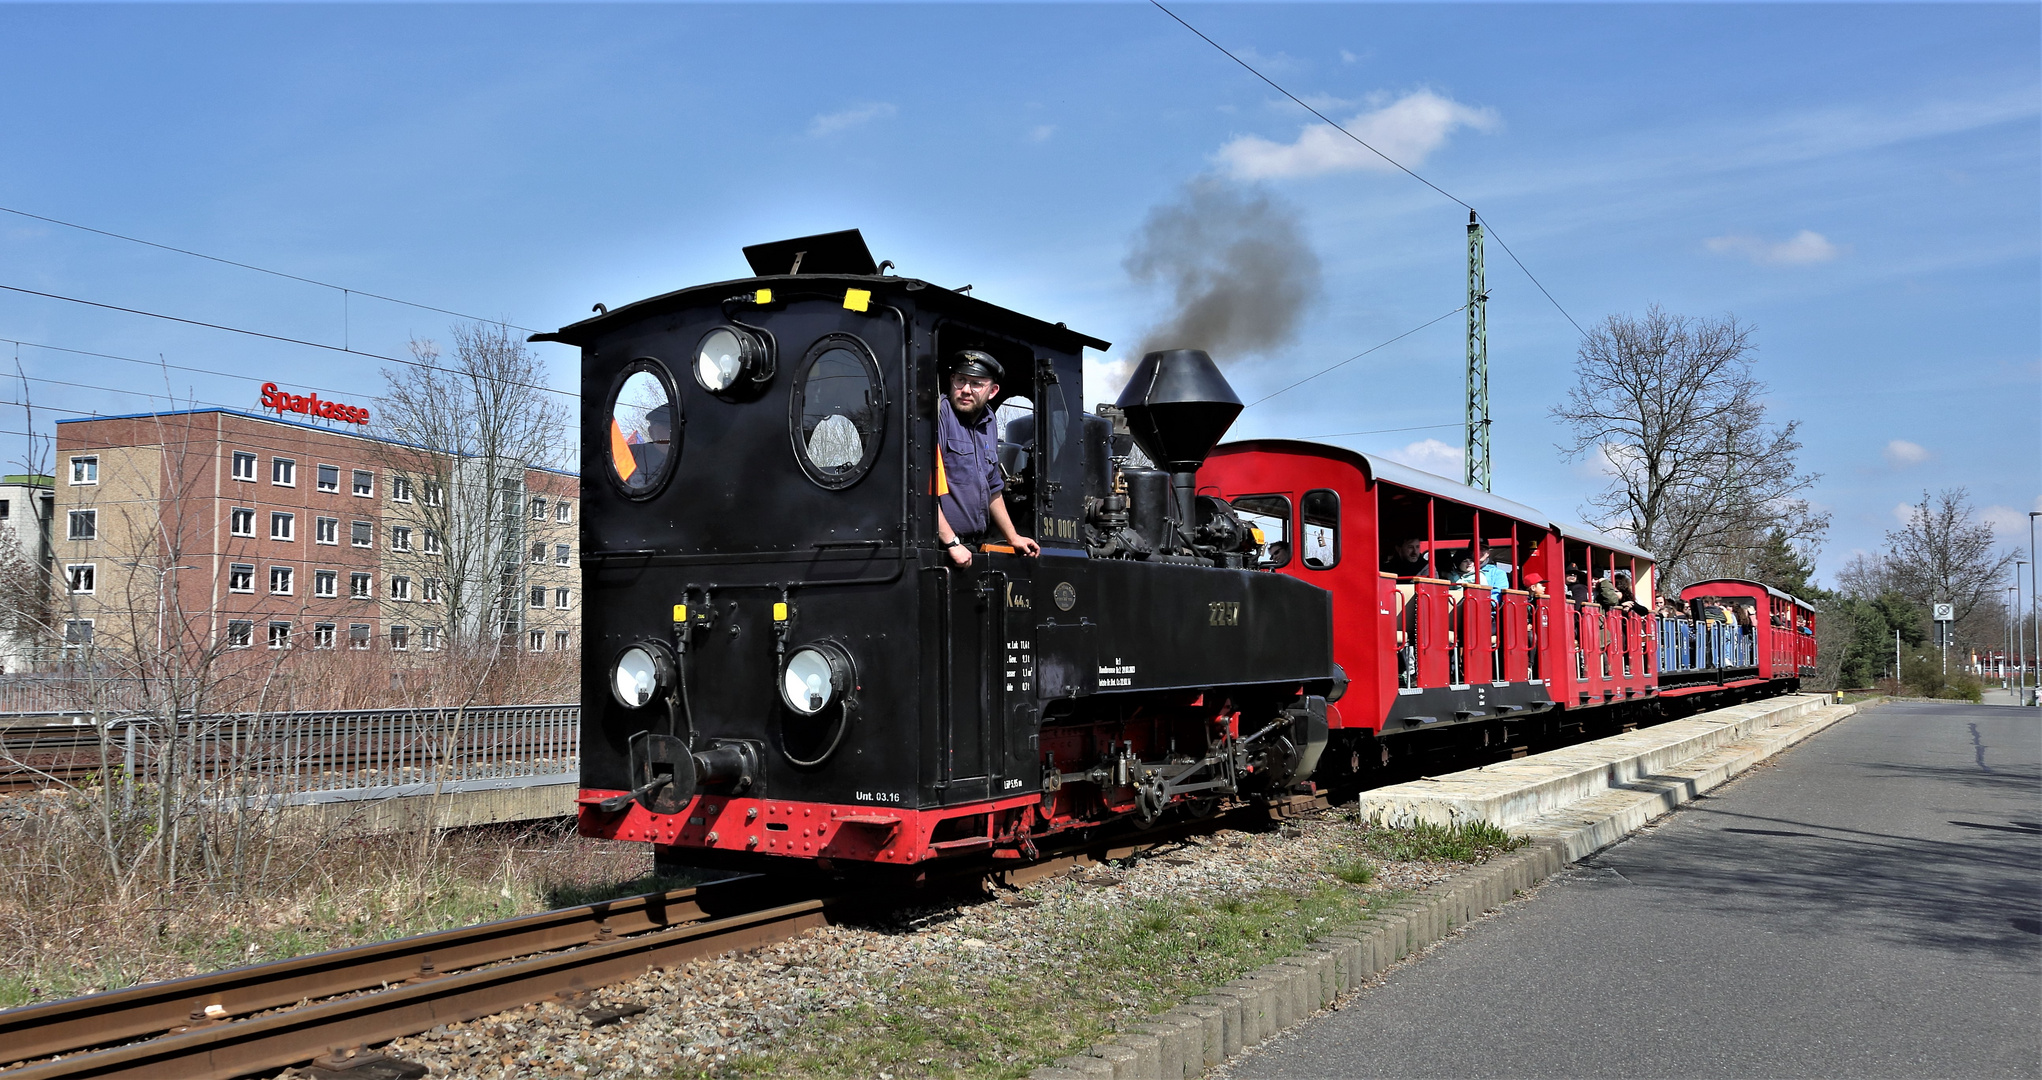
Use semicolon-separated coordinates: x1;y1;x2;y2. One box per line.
1134;778;1168;826
1183;796;1221;821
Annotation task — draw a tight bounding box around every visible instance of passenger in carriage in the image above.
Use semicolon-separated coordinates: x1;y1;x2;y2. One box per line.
1595;573;1623;608
1565;564;1590;603
1522;569;1549;598
1480;546;1512;599
1382;536;1431;578
1445;553;1478;586
1612;571;1649;615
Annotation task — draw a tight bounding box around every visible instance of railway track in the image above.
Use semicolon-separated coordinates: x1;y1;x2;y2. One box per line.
0;876;827;1080
0;798;1303;1080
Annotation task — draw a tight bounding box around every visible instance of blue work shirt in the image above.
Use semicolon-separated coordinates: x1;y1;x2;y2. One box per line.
937;397;1003;537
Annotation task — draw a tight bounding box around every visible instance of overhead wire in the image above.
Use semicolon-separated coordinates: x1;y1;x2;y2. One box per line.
1148;0;1588;338
1244;303;1469;409
0;204;540;335
1;335;577;439
0;283;578;403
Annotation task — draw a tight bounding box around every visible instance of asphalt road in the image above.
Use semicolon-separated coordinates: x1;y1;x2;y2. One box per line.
1230;701;2042;1079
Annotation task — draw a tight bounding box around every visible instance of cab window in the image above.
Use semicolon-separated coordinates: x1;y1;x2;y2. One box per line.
1231;495;1292;569
791;334;884;489
1300;489;1339;570
607;362;678;497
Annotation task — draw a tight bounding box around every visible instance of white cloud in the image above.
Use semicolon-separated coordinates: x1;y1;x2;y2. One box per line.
1385;438;1464;478
1883;439;1930;467
1216;89;1500;181
1703;229;1845;266
807;102;896;137
1892;502;1916;525
1339;49;1360;65
1029;124;1057;143
1083;355;1134;401
1980;504;2029;539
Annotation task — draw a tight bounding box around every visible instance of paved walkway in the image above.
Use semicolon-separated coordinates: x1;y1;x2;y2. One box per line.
1228;701;2042;1079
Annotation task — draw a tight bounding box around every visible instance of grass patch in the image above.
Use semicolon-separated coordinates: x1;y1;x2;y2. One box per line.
1330;859;1378;885
675;876;1410;1080
1353;820;1528;863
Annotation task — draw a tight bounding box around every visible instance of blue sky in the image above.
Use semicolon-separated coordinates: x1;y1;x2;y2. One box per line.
1;3;2035;583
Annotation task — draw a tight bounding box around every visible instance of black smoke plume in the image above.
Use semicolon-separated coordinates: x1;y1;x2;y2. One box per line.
1123;178;1322;363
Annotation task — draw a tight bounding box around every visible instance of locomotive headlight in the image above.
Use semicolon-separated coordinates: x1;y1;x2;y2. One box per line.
780;642;853;716
695;327;765;393
611;643;675;710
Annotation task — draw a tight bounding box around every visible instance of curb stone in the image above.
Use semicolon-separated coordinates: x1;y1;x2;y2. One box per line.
1030;700;1859;1080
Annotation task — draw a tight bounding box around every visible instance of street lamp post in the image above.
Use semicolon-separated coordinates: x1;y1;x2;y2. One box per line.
2019;561;2031;708
2029;512;2040;706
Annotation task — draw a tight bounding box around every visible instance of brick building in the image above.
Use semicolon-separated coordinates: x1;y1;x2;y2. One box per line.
48;407;580;664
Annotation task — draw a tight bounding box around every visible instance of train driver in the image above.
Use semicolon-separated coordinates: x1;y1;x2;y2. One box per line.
935;350;1040;567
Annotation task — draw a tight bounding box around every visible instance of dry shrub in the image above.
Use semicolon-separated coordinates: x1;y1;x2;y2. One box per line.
0;785;648;1010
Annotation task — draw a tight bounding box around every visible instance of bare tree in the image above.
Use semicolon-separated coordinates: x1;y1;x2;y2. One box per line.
1553;305;1827;587
376;322;569;666
1881;488;2018;632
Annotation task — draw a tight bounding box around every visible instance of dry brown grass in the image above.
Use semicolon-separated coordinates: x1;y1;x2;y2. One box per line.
0;788;653;1009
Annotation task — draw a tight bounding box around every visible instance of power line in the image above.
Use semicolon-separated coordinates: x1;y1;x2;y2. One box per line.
1148;0;1587;338
1;336;575;437
0;283;577;403
1294;422;1464;441
0;204;539;335
1244;304;1468;408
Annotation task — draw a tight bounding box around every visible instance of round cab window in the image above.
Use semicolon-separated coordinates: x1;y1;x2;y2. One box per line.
790;335;883;489
607;364;679;497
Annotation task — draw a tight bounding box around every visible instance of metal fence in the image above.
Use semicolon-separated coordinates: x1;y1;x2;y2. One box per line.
2;703;580;803
0;676;151;716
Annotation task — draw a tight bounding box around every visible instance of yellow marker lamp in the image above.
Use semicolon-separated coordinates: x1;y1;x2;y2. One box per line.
773;602;789;622
843;288;871;313
672;604;688;622
754;288;773;304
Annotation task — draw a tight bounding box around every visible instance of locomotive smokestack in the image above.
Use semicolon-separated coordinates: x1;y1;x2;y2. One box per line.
1114;349;1243;541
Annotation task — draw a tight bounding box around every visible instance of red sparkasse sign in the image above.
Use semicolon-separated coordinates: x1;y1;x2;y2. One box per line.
262;382;369;425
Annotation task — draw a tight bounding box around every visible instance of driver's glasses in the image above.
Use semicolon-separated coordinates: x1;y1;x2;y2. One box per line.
954;377;994;392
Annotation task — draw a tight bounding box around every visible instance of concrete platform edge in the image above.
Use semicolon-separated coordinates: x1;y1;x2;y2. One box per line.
1029;697;1859;1080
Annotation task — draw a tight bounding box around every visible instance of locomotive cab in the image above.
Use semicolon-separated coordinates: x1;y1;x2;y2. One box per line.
544;231;1337;874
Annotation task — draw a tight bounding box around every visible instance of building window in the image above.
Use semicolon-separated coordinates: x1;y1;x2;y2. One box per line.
0;500;8;520
555;501;571;524
64;619;94;647
270;512;295;541
529;628;546;652
67;509;96;541
69;456;98;485
314;569;337;598
316;517;337;545
391;526;412;553
229;507;255;537
531;541;547;564
423;530;442;555
391;625;410;651
390;575;412;602
228;564;254;593
271;458;295;487
531;497;547;521
555;587;570;609
232;452;257;482
348;623;371;650
268;622;291;649
352;470;373;497
421;625;442;651
422;577;444;603
424;483;444;508
312;623;335;649
391;476;413;503
317;464;340;492
555;543;570;566
270;566;293;595
65;564;95;594
350;572;372;599
351;521;371;547
555;630;570;651
529;586;547;609
227;620;253;649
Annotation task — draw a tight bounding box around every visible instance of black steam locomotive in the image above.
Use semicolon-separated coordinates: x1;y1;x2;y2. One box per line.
540;230;1339;873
